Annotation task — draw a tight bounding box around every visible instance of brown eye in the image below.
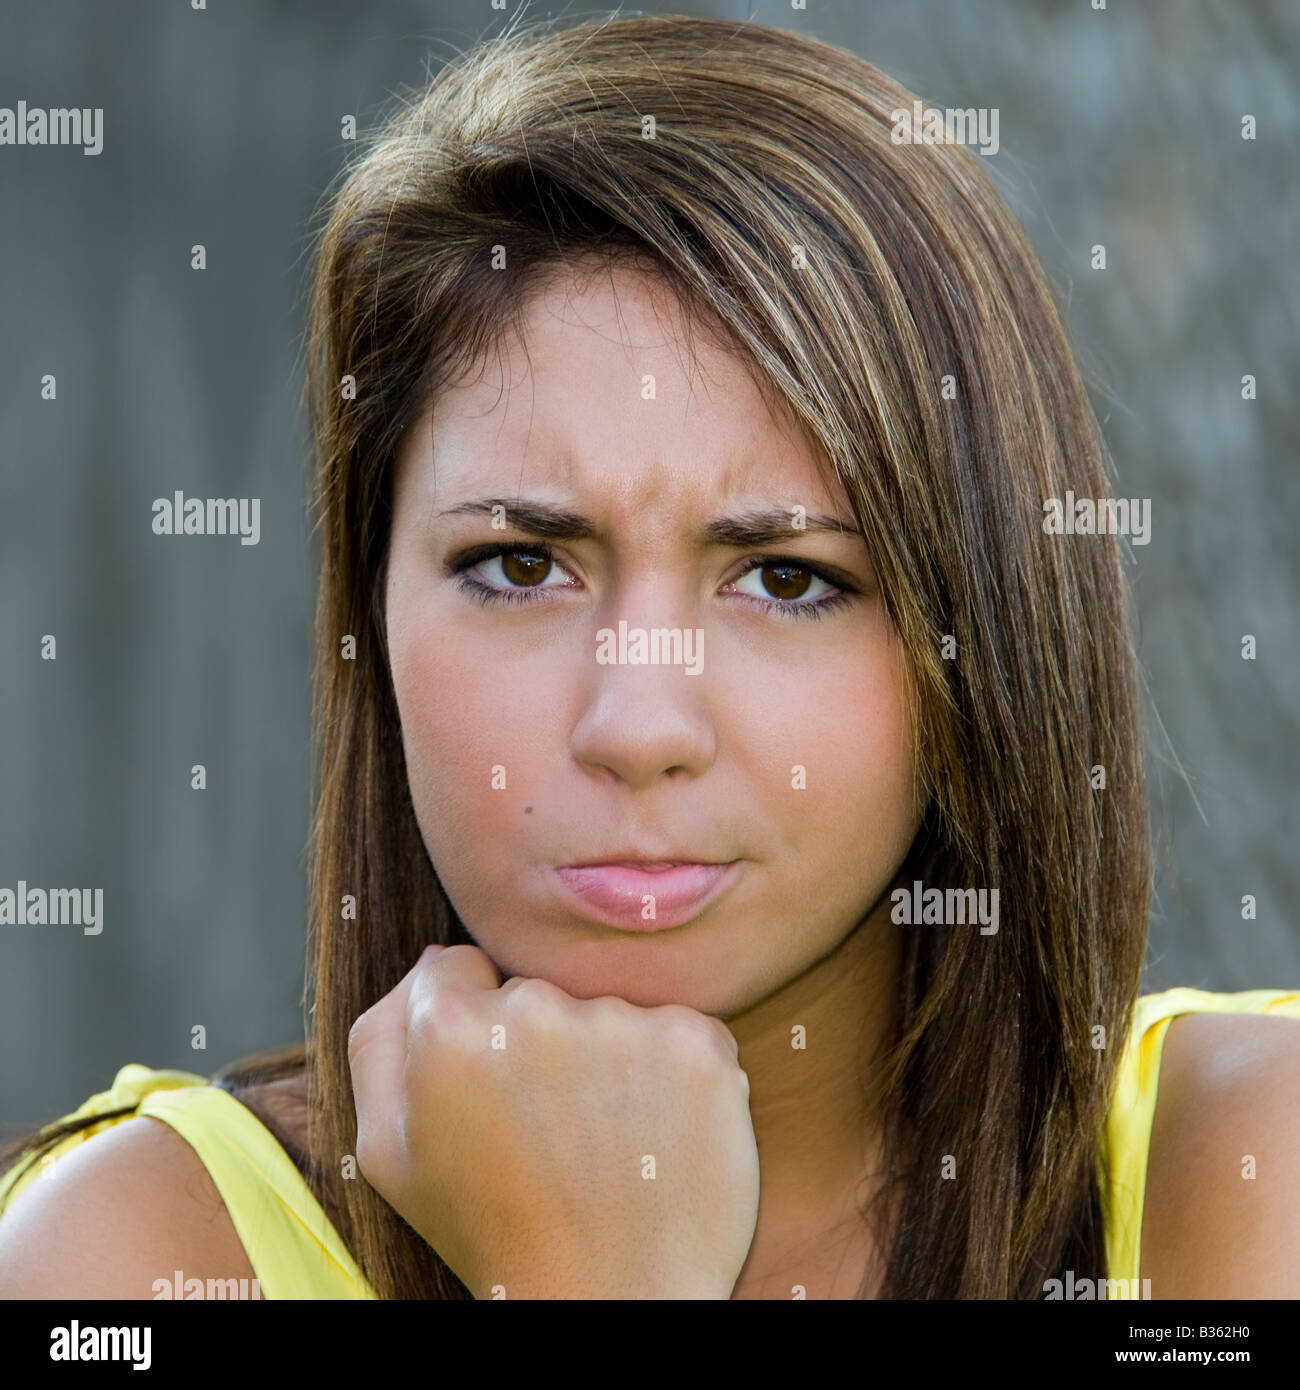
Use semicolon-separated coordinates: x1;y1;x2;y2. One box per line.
727;557;846;620
499;550;552;586
758;562;812;600
452;543;578;607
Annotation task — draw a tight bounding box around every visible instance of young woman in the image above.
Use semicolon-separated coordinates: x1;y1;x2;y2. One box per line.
2;13;1298;1302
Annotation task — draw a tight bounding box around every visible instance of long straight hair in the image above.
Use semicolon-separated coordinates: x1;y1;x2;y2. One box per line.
2;13;1150;1299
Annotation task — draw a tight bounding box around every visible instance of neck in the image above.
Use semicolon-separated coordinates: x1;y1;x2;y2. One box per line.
723;897;903;1298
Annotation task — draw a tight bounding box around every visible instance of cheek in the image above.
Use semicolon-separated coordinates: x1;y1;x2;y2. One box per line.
838;644;917;842
389;609;561;877
764;626;919;904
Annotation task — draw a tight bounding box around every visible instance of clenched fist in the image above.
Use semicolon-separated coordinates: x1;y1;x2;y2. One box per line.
348;943;760;1299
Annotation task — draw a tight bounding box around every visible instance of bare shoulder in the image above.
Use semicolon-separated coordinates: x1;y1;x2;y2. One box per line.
1141;1009;1300;1298
0;1114;258;1298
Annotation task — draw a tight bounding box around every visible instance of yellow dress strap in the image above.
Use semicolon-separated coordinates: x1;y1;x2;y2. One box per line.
0;1063;376;1300
1099;986;1300;1295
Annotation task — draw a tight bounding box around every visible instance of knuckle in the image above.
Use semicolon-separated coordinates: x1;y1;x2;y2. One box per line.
657;1005;733;1062
434;942;477;966
346;1009;375;1066
353;1118;392;1188
588;993;633;1022
410;987;469;1045
508;976;569;1017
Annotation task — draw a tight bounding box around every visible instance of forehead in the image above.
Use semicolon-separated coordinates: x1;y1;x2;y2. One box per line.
404;261;846;517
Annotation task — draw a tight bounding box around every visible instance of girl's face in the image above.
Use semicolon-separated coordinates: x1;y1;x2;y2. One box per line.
385;263;922;1018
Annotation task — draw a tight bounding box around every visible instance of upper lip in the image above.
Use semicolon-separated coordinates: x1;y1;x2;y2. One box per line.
560;855;732;869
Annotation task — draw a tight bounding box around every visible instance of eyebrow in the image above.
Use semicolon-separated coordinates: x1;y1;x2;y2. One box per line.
436;498;863;547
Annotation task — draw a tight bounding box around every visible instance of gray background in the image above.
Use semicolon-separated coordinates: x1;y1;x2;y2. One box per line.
2;0;1297;1127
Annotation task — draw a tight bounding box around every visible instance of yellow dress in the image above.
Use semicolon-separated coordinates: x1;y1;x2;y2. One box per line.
0;1062;377;1299
2;985;1298;1299
1097;985;1300;1296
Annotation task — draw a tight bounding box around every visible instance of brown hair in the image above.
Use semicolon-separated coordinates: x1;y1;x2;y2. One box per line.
2;12;1149;1299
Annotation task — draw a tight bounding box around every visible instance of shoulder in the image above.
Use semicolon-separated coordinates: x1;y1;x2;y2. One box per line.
0;1113;258;1298
1140;1008;1300;1297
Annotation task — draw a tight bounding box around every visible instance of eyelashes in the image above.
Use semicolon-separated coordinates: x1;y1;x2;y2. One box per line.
447;543;856;622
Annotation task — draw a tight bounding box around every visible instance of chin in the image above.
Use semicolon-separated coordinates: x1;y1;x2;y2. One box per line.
479;925;743;1013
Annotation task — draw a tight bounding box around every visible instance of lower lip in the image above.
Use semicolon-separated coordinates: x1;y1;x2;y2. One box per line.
551;861;739;931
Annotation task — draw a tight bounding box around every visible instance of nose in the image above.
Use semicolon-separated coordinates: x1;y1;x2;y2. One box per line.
569;632;717;789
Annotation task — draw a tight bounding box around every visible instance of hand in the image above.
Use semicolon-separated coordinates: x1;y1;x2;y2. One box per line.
348;943;760;1298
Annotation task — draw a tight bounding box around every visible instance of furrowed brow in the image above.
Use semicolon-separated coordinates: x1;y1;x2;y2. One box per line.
436;498;599;541
700;508;861;547
437;499;860;547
